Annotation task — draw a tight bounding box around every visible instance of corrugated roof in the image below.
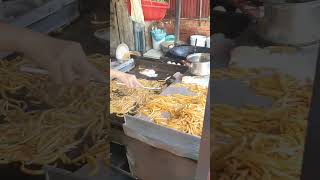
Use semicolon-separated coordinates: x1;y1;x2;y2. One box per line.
167;0;210;19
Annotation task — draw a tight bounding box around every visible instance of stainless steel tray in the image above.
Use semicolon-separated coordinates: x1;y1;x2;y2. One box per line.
123;84;203;160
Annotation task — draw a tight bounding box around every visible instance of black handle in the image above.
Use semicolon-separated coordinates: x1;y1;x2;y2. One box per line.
194;38;198;53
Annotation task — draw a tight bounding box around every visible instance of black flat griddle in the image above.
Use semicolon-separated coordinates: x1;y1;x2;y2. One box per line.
111;57;189;129
130;57;188;80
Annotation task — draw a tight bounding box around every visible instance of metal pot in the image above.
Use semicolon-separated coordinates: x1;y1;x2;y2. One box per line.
186;53;210;76
257;0;320;46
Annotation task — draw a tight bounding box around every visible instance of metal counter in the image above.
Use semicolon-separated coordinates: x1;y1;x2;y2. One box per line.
111;129;198;180
110;57;203;180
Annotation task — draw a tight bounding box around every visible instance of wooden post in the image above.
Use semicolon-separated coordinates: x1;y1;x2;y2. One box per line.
115;0;134;50
110;0;135;55
174;0;181;44
110;0;120;56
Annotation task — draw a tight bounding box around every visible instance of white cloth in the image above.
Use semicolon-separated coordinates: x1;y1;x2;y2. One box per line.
130;0;145;25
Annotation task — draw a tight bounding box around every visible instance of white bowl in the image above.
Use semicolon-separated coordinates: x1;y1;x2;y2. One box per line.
116;43;129;60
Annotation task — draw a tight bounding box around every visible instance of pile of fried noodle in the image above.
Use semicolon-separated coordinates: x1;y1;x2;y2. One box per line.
137;83;208;137
110;79;164;117
0;54;108;175
211;67;312;180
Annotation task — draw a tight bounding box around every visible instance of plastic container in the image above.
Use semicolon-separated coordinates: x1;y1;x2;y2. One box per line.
190;35;207;47
151;29;166;41
165;35;175;42
128;0;169;21
151;29;166;50
152;37;165;50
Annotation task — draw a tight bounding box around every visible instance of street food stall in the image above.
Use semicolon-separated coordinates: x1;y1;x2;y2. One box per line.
212;0;320;179
110;0;210;179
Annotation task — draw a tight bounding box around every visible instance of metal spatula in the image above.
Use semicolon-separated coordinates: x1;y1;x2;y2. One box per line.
19;64;107;85
116;82;161;90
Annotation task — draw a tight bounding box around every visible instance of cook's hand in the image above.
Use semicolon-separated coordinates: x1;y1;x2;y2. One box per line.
111;70;143;88
0;23;105;85
28;39;105;85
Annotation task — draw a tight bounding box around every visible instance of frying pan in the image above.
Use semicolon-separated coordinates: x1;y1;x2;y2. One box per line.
165;44;210;61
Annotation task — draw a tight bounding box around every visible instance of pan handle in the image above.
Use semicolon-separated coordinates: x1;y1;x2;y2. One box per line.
182;60;192;68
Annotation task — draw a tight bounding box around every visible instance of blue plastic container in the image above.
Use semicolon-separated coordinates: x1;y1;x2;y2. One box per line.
165;35;175;42
151;29;167;42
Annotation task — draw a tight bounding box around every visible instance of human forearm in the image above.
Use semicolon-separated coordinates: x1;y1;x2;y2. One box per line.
0;23;70;58
0;23;105;84
110;69;126;80
110;69;142;88
110;69;118;80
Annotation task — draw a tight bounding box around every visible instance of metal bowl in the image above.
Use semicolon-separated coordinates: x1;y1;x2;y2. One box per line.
256;0;320;46
186;53;210;76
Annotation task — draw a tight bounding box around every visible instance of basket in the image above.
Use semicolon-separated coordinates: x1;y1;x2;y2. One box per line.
128;0;169;21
